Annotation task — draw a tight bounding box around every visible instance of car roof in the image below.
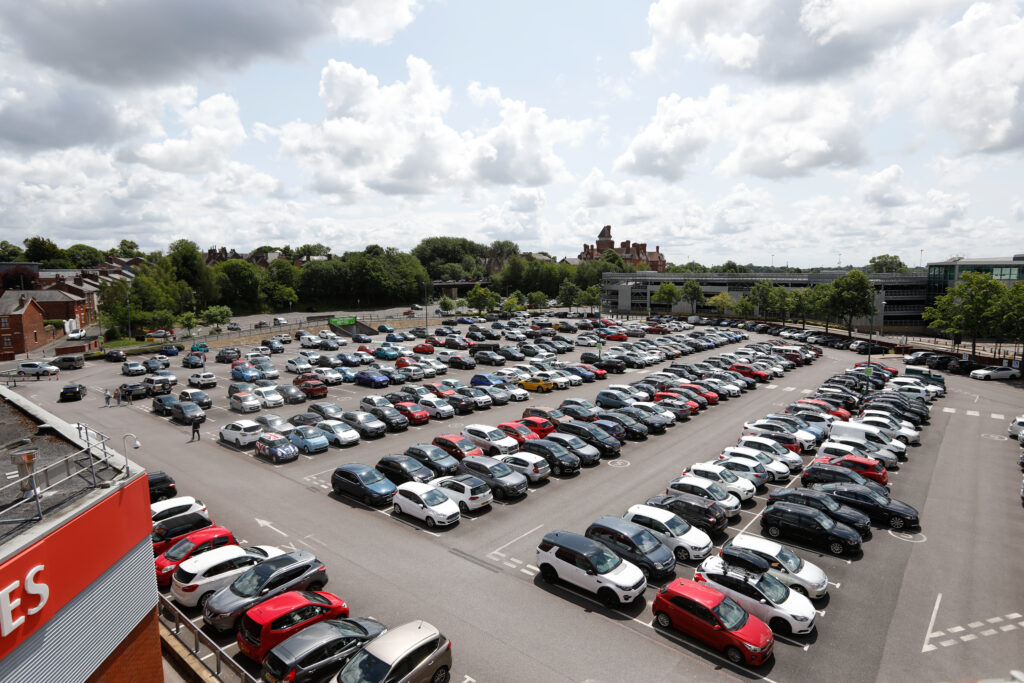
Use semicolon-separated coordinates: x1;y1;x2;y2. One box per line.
246;590;317;622
150;496;198;513
626;503;674;523
726;533;782;556
397;481;433;495
177;544;248;572
664;577;726;610
363;621;442;663
541;530;606;557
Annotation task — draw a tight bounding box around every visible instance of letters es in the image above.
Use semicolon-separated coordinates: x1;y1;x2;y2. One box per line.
1;566;49;637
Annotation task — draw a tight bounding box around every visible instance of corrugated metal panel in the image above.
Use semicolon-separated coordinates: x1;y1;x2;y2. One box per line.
0;538;157;683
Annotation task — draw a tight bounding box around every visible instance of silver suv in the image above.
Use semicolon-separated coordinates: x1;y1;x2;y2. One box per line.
457;456;528;500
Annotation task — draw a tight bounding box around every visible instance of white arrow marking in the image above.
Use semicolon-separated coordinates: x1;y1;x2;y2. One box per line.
255;518;288;537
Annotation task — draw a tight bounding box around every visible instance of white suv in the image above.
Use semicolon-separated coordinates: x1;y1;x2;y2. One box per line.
622;504;712;562
666;475;741;517
720;446;791;482
687;461;756;501
536;531;646;608
219;420;263;447
170;545;283;608
462;424;519;456
724;535;829;599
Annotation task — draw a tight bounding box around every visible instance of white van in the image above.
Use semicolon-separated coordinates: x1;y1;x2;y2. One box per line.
829;421;906;458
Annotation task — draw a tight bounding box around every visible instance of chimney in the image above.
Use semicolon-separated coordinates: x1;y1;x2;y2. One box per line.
621;240;630;250
655;246;660;253
74;275;83;285
18;294;27;307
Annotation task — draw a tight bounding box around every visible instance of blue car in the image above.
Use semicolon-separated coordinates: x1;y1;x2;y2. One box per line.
288;425;330;454
330;463;397;506
338;367;358;383
373;347;399;360
470;373;503;387
336;353;362;367
354;370;389;388
352;334;373;343
160;345;179;356
457;317;475;324
564;366;596;382
231;365;260;382
595;390;633;409
385;333;404;343
143;359;163;373
593;419;627;444
254;433;299;463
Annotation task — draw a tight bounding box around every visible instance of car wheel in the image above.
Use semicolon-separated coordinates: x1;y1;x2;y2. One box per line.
458;501;469;514
539;564;557;583
654;611;672;629
597;588;619;608
393;503;402;516
792;584;808;597
156;494;168;502
639;565;651;579
234;439;241;447
493;487;505;501
766;525;781;538
829;541;845;556
426;516;437;528
769;618;793;636
674;546;690;562
724;646;744;665
889;516;905;530
430;666;450;683
198;592;214;609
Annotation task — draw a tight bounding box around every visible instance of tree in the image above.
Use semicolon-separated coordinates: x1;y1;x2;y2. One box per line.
651;282;682;309
213;260;261;311
667;261;707;273
178;311;198;337
832;270;874;336
465;284;500;312
923;271;1006;358
733;295;755;319
0;240;24;261
167;239;215;307
200;305;233;327
790;288;814;328
65;244;105;268
771;287;793;325
114;239;144;258
748;280;776;319
557;280;581;310
438;296;455;313
999;282;1024;357
679;280;705;315
295;243;331;258
268;259;298;290
707;292;735;315
579;285;602;311
500;297;520;313
527;291;548;309
509;290;526;306
23;237;66;264
456;298;468;311
711;260;750;273
868;254;908;273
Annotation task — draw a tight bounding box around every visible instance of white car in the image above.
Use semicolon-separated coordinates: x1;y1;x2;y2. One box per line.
313;368;343;385
719;446;790;482
418;396;454;419
297;349;321;363
229;392;260;413
1009;415;1024;439
725;535;829;599
318;330;337;340
463;424;519;455
608;384;650;402
299;335;320;348
188;372;217;388
535;371;569;390
853;416;920;445
970;365;1021;380
742;420;815;453
169;545;283;608
360;395;391;412
631;401;677;425
716;455;770;488
552;369;583;387
252;387;284;408
882;382;932;402
421;358;447;375
285;358;312;373
316;420;360;447
887;376;945;397
497;382;529;401
151;496;208;528
67;329;86;340
431;474;493;512
576;335;599;347
666;475;741;517
393;482;460;528
736;435;804;470
696;555;816;635
687;461;756;501
219;420;263;446
623;504;712;562
501;452;551;483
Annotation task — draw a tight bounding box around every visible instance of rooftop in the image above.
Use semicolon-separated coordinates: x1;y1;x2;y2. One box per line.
928;255;1024;266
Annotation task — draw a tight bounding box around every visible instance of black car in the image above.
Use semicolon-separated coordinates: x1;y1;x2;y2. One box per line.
767;488;872;539
800;463;889;495
330;464;396;506
555;420;620;457
449;355;476;370
812;483;920;530
614;406;670;434
261;617;388;683
497;347;525;361
446;393;475;414
119;382;147;401
582;354;626;373
947;357;985;375
370;406;409;432
760;501;862;556
585;516;676;579
260;339;285;354
288;412;321;427
404;444;459;476
318;355;344;368
560;404;599;422
645;493;728;534
151;395;179;416
59;383;88;401
474;351;505;366
595;411;649;440
924;354;955;369
309;401;344;420
480;385;510;406
375;455;433;485
216;348;241;363
182;355;205;369
520;439;581;476
104;349;127;362
278;385;307;404
148;471;177;502
170;401;205;424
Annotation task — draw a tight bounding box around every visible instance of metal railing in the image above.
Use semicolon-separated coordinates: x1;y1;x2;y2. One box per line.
158;595;258;683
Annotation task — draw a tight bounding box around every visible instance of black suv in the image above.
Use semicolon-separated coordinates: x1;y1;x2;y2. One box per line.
585;516;676;579
811;483;920;530
148;471;177;502
767;488;872;539
403;444;459;476
104;349;127;362
555;420;620;457
760;501;861;556
645;493;728;534
216;348;241;363
520;439;581;477
800;463;889;495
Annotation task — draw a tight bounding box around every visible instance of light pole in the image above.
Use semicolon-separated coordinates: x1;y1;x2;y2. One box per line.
867;299;886;370
121;433;140;479
126;290;131;340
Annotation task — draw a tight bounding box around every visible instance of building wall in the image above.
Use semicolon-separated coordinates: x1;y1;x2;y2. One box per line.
0;304;47;355
36;299;86;328
87;608;162;683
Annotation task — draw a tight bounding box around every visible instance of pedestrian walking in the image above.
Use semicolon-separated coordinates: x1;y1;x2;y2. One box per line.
190;417;201;441
104;389;111;407
126;389;134;406
114;389;121;407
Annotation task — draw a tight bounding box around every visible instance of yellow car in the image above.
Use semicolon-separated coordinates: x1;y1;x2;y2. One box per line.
517;376;555;392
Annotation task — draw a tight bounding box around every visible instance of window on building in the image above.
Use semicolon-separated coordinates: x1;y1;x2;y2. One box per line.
0;317;7;328
2;336;10;347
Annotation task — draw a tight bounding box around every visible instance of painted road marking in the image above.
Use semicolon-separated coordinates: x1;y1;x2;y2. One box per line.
765;384;777;389
781;386;795;392
992;413;1005;420
921;593;942;653
943;407;956;413
966;410;979;417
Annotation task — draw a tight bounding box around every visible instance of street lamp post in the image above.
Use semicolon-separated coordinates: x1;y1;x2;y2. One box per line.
868;299;886;370
126;290;131;340
121;433;140;479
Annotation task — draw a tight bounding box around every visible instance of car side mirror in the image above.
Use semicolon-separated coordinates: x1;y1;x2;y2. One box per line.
586;569;596;576
759;598;767;604
712;624;721;630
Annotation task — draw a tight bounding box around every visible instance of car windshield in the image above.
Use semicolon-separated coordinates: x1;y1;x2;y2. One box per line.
560;436;585;449
632;529;661;554
591;548;622;574
490;462;514;477
814;511;836;530
422;489;448;506
755;571;790;604
663;514;691;536
265;437;289;448
433;399;451;409
706;483;728;500
486;429;505;441
338;649;390;683
864;489;890;505
356;414;374;423
165;538;196;561
230;564;273;597
358;469;385;485
615;414;637;426
776;546;803;573
818;495;840;512
714;595;749;631
716;468;738;482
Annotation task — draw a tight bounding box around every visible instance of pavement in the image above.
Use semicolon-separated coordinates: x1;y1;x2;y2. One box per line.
9;324;1023;683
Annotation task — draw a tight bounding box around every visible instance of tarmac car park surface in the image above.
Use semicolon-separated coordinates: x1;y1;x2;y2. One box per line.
15;323;1024;683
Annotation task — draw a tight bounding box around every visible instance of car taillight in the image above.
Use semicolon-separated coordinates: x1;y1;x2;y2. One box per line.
181;584;198;592
315;565;326;572
705;515;716;522
694;573;706;582
533;467;540;473
282;669;297;682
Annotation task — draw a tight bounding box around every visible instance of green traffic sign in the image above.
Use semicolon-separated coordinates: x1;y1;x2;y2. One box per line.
330;316;356;326
864;367;872;375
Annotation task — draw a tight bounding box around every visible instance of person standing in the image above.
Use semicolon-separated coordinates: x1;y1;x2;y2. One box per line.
191;417;201;441
126;388;134;406
104;389;111;407
114;389;121;407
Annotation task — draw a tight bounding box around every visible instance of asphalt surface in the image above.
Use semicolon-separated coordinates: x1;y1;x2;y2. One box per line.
11;324;1024;683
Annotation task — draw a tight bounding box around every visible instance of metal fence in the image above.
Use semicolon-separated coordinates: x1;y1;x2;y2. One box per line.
158;594;258;683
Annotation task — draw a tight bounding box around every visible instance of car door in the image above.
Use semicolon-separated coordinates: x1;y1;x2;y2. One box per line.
688;600;729;648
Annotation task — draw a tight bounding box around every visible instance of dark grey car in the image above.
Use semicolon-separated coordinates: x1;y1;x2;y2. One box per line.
340;411;387;438
202;551;328;632
457;456;528;500
261;617;387;683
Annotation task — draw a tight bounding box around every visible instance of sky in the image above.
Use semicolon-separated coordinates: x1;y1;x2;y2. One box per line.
1;0;1023;268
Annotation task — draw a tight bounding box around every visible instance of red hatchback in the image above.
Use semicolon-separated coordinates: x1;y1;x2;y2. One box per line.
518;416;555;438
394;401;430;425
578;363;607;379
293;372;319;386
154;526;236;587
432;434;484;460
676;384;719;404
297;380;328;398
425;382;455;398
497;421;539;444
813;454;888;485
413;343;434;354
653;578;773;666
395;356;418;368
730;364;770;382
237;590;348;662
797;398;850;420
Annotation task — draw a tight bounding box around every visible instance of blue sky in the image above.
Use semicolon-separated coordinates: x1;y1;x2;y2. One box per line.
1;1;1022;268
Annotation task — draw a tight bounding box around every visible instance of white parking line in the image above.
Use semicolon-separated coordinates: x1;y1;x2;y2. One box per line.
491;523;544;554
992;413;1005;420
965;410;979;417
943;407;956;413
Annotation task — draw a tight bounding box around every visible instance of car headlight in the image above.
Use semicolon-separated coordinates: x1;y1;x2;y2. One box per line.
161;565;175;573
792;614;809;622
742;641;763;652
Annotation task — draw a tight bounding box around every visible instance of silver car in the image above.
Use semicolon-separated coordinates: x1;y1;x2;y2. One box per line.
458;456;528;500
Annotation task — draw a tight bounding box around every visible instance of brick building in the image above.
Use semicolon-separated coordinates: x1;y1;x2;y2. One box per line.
0;292;47;355
578;225;667;272
25;289;87;329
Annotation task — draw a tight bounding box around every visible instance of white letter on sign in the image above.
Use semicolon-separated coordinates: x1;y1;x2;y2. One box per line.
0;580;23;636
25;566;47;616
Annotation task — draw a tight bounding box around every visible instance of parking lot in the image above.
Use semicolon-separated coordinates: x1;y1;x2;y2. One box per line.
13;321;1024;683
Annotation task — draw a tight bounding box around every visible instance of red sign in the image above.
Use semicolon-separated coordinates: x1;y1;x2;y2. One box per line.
0;475;151;659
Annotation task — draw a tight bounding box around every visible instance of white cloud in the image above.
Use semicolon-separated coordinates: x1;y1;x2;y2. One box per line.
860;165;912;206
506;188;545;213
1012;200;1024;221
577;168;636;207
331;0;421;43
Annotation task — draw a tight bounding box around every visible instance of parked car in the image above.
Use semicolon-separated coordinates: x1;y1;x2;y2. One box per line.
458;455;528;499
330;464;397;506
535;530;647;607
170;545;283;609
335;621;452;683
760;501;862;556
219;420;263;447
259;616;387;683
154;525;237;588
812;482;920;530
254;433;300;463
392;481;461;528
623;504;713;562
236;590;349;663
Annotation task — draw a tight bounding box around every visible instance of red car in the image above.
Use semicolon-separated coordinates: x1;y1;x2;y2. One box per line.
425;382;455;397
395;356;418;368
293;372;319;386
232;360;254;369
797;398;850;420
394;401;429;425
297;380;328;398
518;416;555;438
154;526;237;588
413;343;434;354
432;434;484;460
498;421;539;444
604;332;628;341
237;590;348;662
427;336;447;347
812;454;888;485
652;578;773;667
652;392;700;413
855;360;897;374
357;345;374;354
676;384;719;404
645;325;667;334
577;363;607;379
730;364;770;382
522;406;567;425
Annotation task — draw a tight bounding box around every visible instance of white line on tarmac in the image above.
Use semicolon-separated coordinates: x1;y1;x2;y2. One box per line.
491;523;544;554
922;593;943;653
